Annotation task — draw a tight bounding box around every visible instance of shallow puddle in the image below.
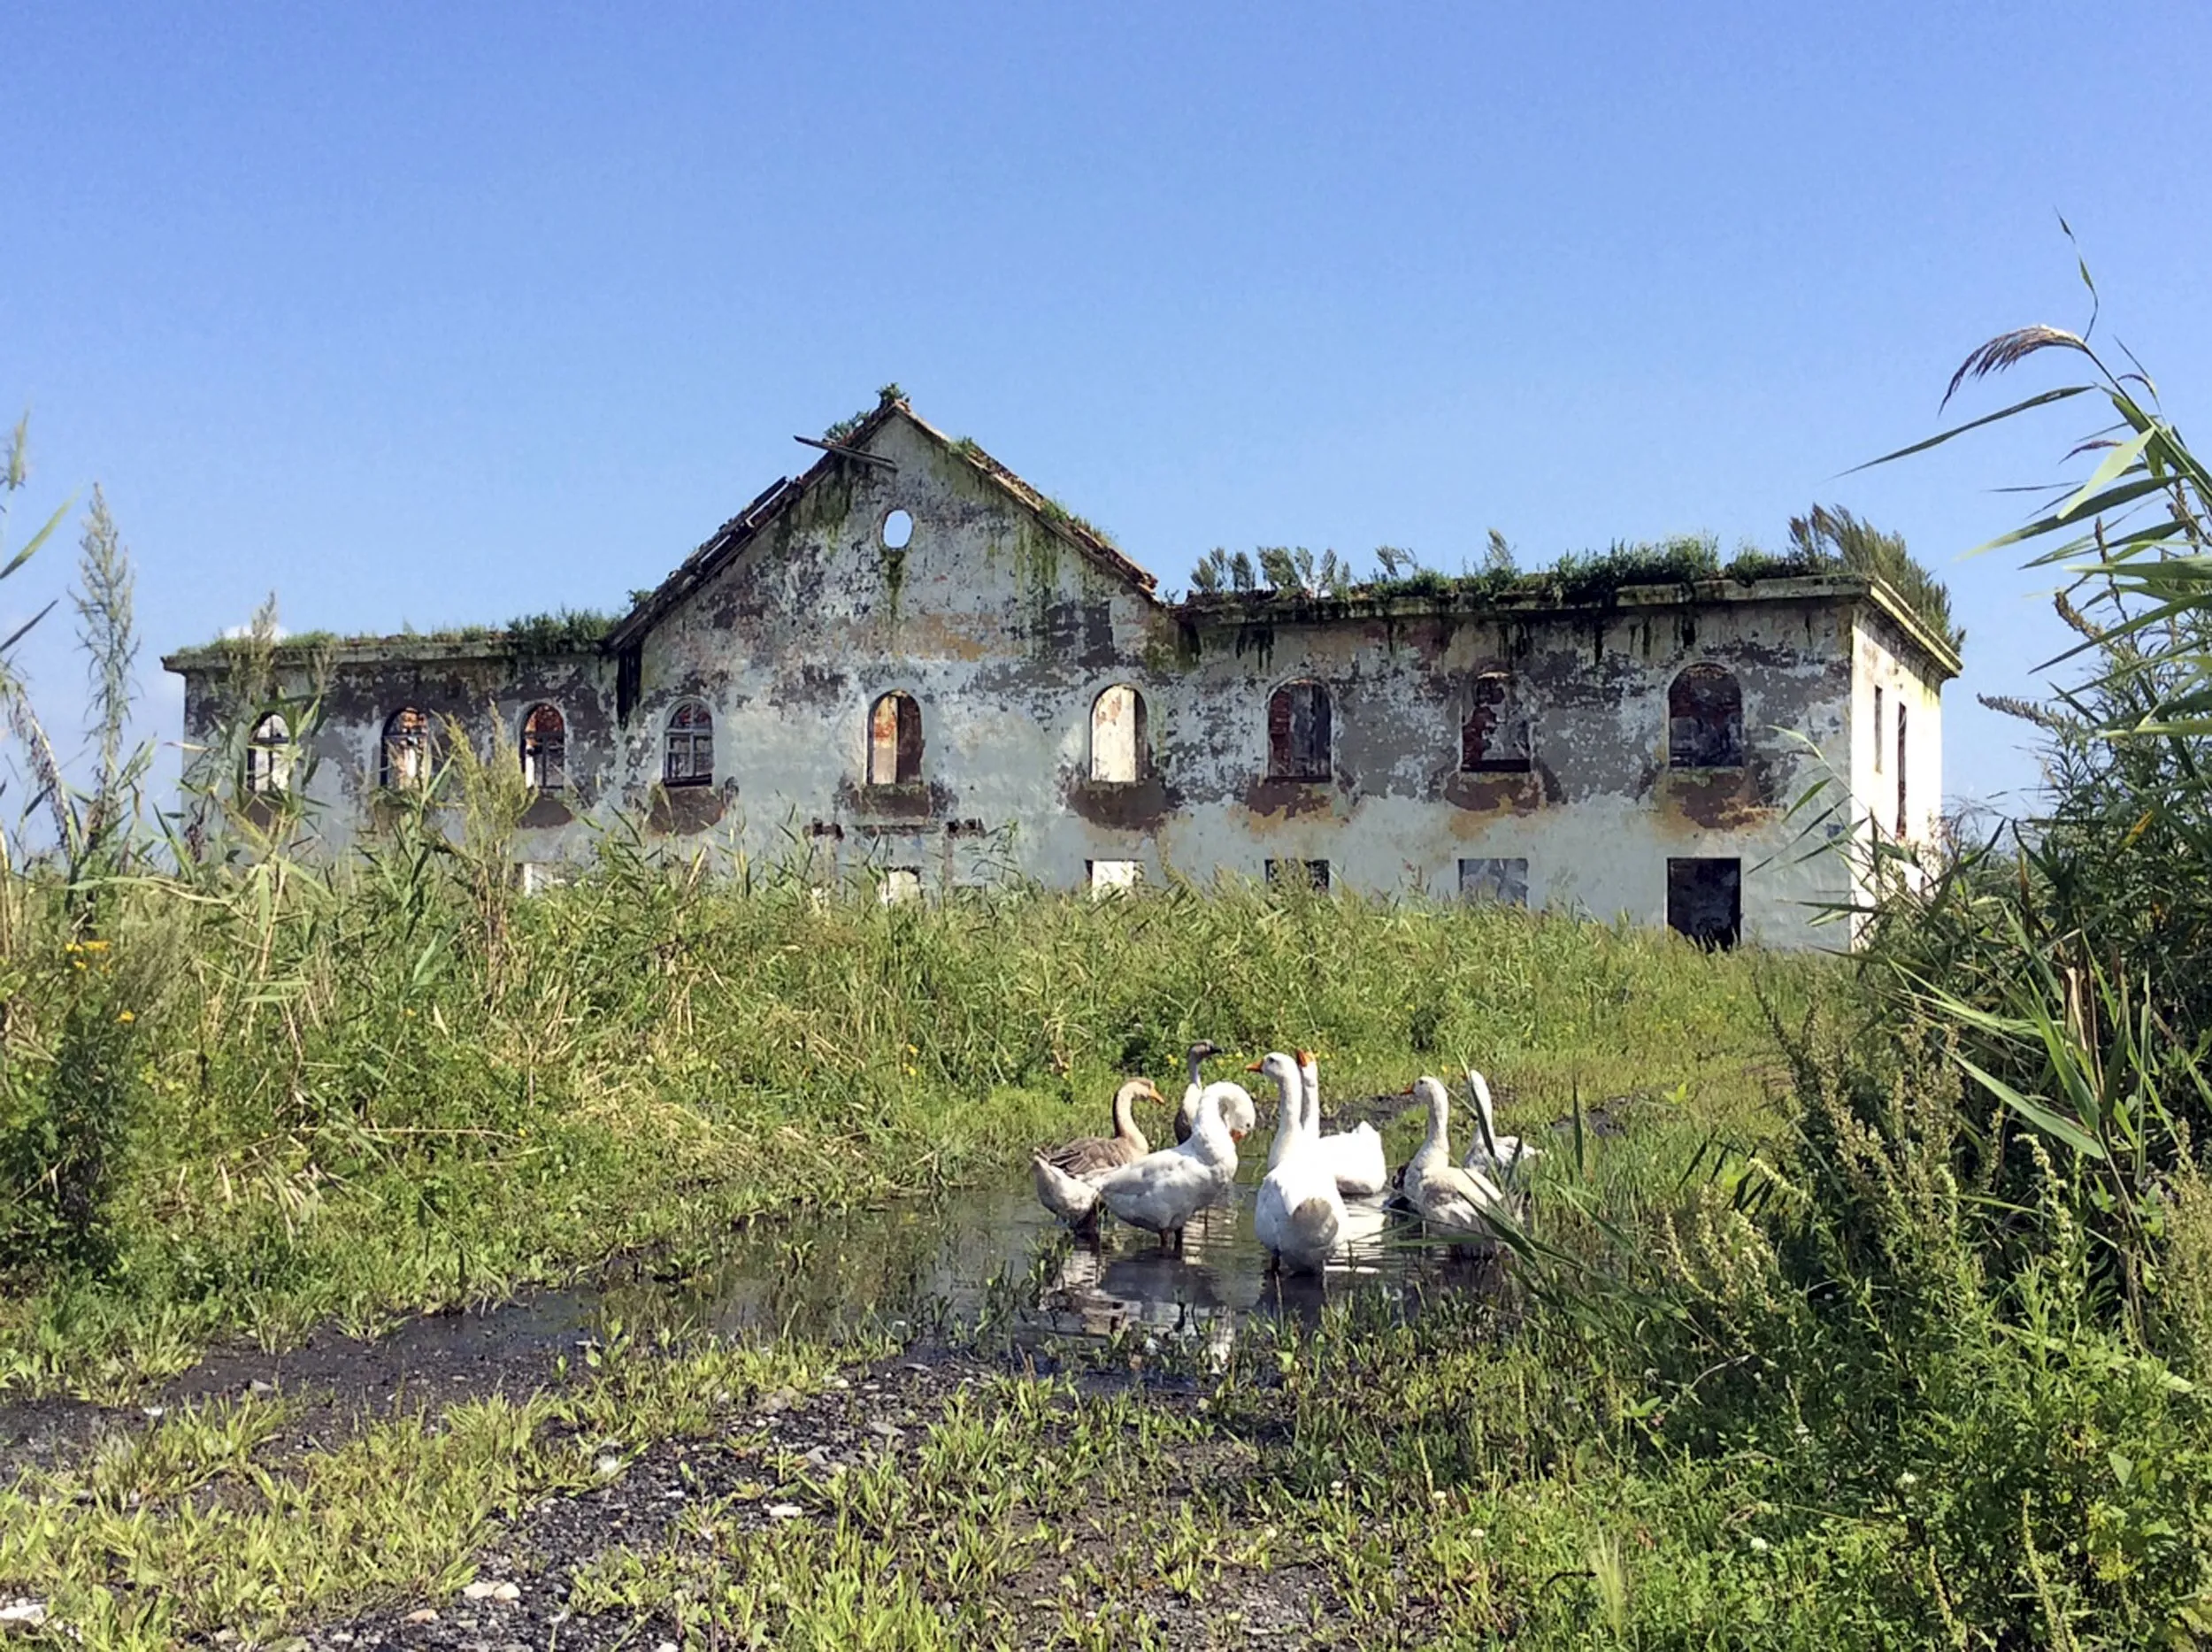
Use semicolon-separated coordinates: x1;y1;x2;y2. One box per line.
0;1174;1514;1465
590;1179;1501;1354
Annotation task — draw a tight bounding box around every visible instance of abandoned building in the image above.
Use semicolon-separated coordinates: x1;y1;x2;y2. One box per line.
163;393;1959;949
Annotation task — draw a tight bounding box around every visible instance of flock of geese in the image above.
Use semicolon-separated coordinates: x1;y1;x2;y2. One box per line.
1030;1042;1540;1275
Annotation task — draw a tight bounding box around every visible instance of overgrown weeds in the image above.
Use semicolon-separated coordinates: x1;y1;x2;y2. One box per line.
21;276;2212;1644
0;823;1799;1394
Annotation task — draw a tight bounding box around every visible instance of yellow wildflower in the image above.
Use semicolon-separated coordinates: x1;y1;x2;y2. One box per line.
116;1010;135;1025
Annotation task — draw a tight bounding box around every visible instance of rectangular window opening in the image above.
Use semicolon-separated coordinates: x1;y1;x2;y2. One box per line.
870;695;925;786
1458;857;1529;907
1087;858;1143;895
1895;702;1909;838
1090;688;1148;783
1666;857;1741;950
1872;684;1885;773
616;646;642;728
1668;666;1745;769
1265;857;1331;893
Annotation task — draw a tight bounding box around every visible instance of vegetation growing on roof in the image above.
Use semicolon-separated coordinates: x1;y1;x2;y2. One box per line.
502;607;618;657
1186;515;1960;655
183;609;617;658
1787;503;1964;651
1033;492;1118;549
821;384;908;446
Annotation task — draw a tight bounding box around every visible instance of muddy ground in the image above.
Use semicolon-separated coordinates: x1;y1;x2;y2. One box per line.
0;1093;1647;1648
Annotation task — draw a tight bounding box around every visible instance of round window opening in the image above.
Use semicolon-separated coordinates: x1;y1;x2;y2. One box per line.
881;509;914;550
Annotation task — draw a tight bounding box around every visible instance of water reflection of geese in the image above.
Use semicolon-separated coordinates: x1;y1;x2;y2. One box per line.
1039;1191;1258;1337
584;1172;1509;1362
1333;1197;1393;1272
1033;1187;1410;1343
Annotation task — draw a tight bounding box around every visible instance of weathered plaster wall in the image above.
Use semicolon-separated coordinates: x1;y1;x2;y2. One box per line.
1849;608;1946;847
612;416;1179;890
180;642;618;861
1148;590;1859;945
170;410;1949;950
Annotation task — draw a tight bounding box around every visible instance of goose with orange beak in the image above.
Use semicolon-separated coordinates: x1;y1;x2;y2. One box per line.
1032;1080;1248;1247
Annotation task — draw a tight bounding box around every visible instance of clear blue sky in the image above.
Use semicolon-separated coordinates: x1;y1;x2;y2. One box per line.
6;2;2208;815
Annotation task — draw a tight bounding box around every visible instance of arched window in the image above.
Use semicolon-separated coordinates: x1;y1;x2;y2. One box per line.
868;691;923;785
380;707;431;791
663;700;713;788
1668;665;1743;769
521;703;566;792
1090;685;1148;783
246;712;291;795
1266;680;1332;780
1460;673;1532;772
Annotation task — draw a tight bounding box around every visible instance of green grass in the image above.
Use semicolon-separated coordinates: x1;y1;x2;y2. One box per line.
0;1329;853;1648
18;1217;2195;1651
6;859;2212;1646
0;851;1815;1397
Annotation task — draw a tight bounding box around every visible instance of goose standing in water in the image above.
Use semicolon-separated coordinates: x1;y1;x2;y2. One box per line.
1176;1041;1253;1142
1293;1049;1389;1197
1250;1051;1346;1275
1030;1078;1164;1232
1460;1069;1541;1181
1401;1076;1514;1238
1039;1078;1160;1179
1033;1080;1247;1248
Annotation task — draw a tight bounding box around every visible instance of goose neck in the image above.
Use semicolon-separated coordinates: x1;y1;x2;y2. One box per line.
1417;1085;1452;1164
1111;1081;1148;1148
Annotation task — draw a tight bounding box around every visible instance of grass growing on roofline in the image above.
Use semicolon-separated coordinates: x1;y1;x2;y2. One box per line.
0;834;1822;1398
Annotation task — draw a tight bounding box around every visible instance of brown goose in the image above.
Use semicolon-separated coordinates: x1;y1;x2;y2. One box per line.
1039;1078;1160;1179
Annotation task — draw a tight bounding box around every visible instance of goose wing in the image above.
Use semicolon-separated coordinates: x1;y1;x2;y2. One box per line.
1043;1134;1146;1178
1095;1147;1219;1233
1315;1122;1388;1197
1413;1161;1513;1234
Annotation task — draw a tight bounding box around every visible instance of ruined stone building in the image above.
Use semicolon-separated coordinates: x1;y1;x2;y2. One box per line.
165;394;1959;949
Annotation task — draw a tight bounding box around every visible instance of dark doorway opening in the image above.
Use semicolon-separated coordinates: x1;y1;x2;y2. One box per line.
1666;857;1741;949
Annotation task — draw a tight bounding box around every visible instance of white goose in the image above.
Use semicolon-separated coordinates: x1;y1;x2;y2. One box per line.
1460;1069;1542;1181
1401;1076;1514;1237
1250;1051;1346;1275
1294;1049;1389;1197
1033;1080;1246;1248
1175;1041;1255;1142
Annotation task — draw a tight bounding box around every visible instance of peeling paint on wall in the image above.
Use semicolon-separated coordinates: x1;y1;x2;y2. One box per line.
165;403;1957;950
